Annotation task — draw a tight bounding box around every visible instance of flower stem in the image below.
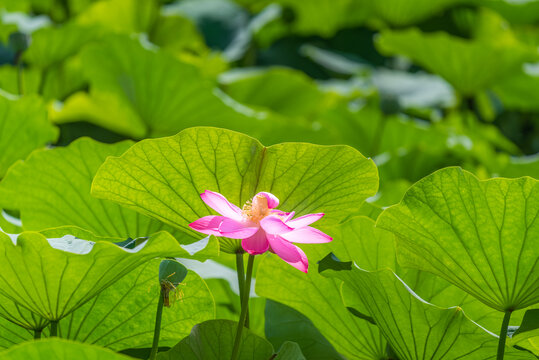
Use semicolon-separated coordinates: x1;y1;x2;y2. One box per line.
230;254;255;360
34;329;41;339
149;289;165;360
497;310;512;360
49;320;58;337
235;252;250;329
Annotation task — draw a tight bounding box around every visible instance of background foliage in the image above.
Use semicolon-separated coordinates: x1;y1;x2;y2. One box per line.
0;0;538;359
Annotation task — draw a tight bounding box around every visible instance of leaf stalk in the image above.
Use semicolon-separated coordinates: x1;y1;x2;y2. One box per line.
230;254;255;360
49;320;58;337
497;310;512;360
236;252;250;329
149;288;165;360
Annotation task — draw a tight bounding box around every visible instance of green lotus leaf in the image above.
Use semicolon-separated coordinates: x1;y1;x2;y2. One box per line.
22;23;102;69
376;28;538;95
493;70;539;112
329;216;513;334
256;219;387;359
367;0;471;27
0;316;32;350
322;265;535;360
149;14;207;56
39;55;88;101
0;293;48;332
314;103;449;158
0;230;190;321
91;127;378;247
483;0;539;25
0;209;22;234
0;338;135;359
75;0;158;34
0;93;58;178
0;65;41;96
0;137;181;240
51;35;298;141
156;319;273;360
237;0;369;37
377;167;539;312
59;258;214;350
221;67;330;117
12;23;98;101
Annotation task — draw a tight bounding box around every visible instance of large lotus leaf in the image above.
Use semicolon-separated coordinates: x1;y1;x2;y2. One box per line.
0;317;32;349
314;103;449;158
0;293;48;331
256;219;387;359
0;65;41;96
376;28;538;95
59;258;214;350
157;319;273;360
377;167;539;312
51;35;303;141
482;0;539;25
91;127;378;245
0;339;134;359
220;67;331;117
44;57;88;101
22;23;102;69
237;0;369;37
367;0;472;27
0;230;191;321
493;70;539;112
323;265;535;360
313;216;509;336
75;0;158;34
331;216;514;334
149;14;207;56
0;93;58;178
0;137;183;240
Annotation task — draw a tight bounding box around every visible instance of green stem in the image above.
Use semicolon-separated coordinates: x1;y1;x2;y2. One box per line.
59;0;70;18
235;253;250;329
49;320;58;337
37;66;49;96
230;255;255;360
16;59;23;95
34;329;41;339
497;310;512;360
149;289;165;360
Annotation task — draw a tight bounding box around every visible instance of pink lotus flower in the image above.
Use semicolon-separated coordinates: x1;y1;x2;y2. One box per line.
189;190;332;272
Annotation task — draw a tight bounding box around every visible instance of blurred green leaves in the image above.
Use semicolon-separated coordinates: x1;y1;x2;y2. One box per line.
0;93;58;178
376;28;538;96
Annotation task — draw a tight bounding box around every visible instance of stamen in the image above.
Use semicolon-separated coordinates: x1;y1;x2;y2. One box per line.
242;195;270;222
